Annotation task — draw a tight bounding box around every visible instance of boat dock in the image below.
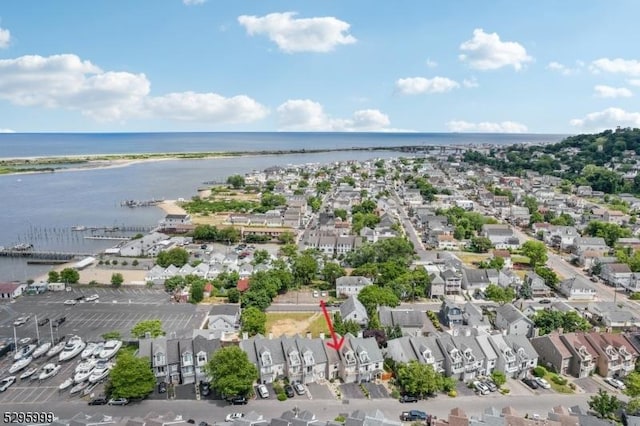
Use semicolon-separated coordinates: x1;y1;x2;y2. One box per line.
120;198;164;208
0;249;93;260
84;235;131;240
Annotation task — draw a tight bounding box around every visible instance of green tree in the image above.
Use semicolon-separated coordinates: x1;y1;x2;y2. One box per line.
109;351;155;399
101;331;122;340
292;252;318;286
483;284;516;304
307;196;322;213
226;174;245;189
521;240;548;268
204;346;258;398
334;209;348;221
278;231;296;245
280;244;298;257
322;262;346;285
357;285;399;315
491;371;507;387
533;310;590;335
625;371;640;398
164;275;186;292
396;361;442;397
534;266;559;289
332;312;361;336
588;388;620;419
60;268;80;284
189;280;205;303
111;273;124;287
156;247;190;268
131;319;165;339
316;181;331;194
241;306;266;336
48;270;60;283
227;288;241;303
252;249;270;265
585;221;632;247
469;236;493;253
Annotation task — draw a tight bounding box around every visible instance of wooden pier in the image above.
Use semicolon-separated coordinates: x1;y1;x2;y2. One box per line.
0;249;93;260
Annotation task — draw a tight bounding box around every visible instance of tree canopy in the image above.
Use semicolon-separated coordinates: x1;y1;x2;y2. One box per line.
241;306;266;337
588;388;620;419
109;351;156;399
396;361;444;397
60;268;80;284
204;346;258;398
533;310;591;335
131;319;165;339
156;247;190;268
521;240;548;268
357;285;399;315
483;283;516;304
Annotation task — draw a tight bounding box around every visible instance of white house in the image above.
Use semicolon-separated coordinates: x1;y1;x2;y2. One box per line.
336;276;372;297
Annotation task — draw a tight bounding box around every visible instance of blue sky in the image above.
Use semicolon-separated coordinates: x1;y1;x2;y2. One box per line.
0;0;639;133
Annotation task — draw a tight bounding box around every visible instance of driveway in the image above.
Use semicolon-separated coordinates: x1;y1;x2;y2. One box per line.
340;383;365;399
456;382;476;397
574;377;606;394
307;383;334;400
363;383;389;399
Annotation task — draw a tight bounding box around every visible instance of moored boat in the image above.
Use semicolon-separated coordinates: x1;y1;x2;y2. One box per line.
59;336;86;362
19;367;38;380
14;344;36;361
47;341;66;358
39;363;61;380
58;377;73;391
69;380;89;395
9;356;33;374
81;342;97;359
98;340;122;359
32;342;52;359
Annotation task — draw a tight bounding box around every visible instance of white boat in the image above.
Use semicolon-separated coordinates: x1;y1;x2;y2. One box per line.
9;356;33;374
19;367;38;380
69;380;89;395
75;358;97;373
92;342;105;357
81;382;98;397
47;341;66;358
98;340;122;359
14;344;36;361
81;342;98;359
58;377;73;391
88;361;112;384
71;225;86;231
39;363;61;381
59;336;86;362
74;363;95;383
32;342;52;359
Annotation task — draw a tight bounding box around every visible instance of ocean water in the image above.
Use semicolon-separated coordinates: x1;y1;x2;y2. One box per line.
0;132;564;158
0;132;566;281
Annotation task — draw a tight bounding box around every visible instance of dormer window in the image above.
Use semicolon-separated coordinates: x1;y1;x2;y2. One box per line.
517;347;528;360
182;352;193;365
155;352;165;365
450;349;462;362
358;350;370;364
422;350;434;363
197;352;207;364
344;350;356;365
463;349;475;362
578;346;591;360
260;350;272;367
303;351;315;366
289;350;301;367
619;346;632;359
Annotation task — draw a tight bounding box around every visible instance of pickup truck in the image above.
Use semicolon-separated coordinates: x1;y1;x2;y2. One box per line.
400;410;427;421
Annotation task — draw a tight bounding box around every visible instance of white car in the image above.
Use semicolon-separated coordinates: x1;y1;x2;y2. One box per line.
85;294;100;302
13;316;30;327
0;376;16;392
257;384;270;398
225;413;244;422
63;299;77;305
606;377;626;390
534;377;551;389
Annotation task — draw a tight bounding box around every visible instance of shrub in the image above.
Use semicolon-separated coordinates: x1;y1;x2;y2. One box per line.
500;387;510;394
277;393;287;401
390;389;400;399
551;374;567;385
132;259;139;266
569;383;576;390
630;292;640;300
447;390;457;397
98;260;104;265
334;416;346;423
89;280;98;286
112;259;118;265
121;261;128;266
532;366;547;377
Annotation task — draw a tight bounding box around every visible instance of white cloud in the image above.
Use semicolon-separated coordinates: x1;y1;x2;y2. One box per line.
628;79;640;87
594;85;633;98
0;54;268;123
459;28;532;71
547;61;572;75
462;77;478;88
183;0;206;5
570;107;640;130
395;76;460;95
276;99;391;131
425;58;438;68
0;128;15;133
590;58;640;76
237;12;356;53
0;26;10;49
446;120;528;133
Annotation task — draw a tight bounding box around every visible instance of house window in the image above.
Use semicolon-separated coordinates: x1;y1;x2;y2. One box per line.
155;352;165;365
198;353;207;364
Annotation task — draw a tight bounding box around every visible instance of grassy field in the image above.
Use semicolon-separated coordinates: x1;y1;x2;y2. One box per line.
266;312;330;338
511;255;530;265
455;252;490;265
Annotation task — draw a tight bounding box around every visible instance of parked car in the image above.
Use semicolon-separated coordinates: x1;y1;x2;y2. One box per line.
257;384;270;399
0;376;16;392
13;316;30;327
293;381;305;395
37;318;49;326
400;411;427;421
228;396;248;405
399;395;419;403
158;382;167;394
534;377;551;389
88;396;108;405
606;377;626;390
53;317;66;326
482;379;498;392
226;413;244;422
284;384;295;398
85;294;100;302
522;378;539;389
63;299;77;305
107;398;129;406
539;299;552;304
200;381;210;396
472;381;490;395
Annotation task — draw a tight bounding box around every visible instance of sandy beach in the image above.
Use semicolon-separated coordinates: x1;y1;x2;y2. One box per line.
157;199;188;215
33;263;149;286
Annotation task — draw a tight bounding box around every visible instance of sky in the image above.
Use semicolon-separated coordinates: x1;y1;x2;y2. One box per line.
0;0;639;133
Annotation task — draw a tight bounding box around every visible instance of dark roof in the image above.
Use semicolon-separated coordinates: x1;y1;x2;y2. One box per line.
209;304;240;317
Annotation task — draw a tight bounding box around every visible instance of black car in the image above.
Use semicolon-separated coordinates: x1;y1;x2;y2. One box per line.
88;396;108;406
538;299;552;304
37;318;49;326
187;420;195;424
522;378;539;389
228;396;248;405
200;381;210;396
284;384;295;398
399;395;419;403
53;317;66;326
158;382;167;393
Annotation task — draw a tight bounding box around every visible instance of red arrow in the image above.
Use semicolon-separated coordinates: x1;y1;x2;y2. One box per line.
319;300;345;352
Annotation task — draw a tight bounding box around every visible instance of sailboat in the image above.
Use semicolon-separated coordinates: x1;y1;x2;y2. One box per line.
32;342;52;359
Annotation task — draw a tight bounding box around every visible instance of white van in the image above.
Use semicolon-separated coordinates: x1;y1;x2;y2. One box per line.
257;384;269;398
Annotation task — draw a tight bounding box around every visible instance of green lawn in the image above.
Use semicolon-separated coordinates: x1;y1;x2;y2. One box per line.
545;373;574;394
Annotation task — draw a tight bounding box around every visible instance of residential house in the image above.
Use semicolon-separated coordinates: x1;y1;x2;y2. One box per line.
192;335;221;383
207;304;240;338
436;333;465;380
241;336;286;384
560;332;598;378
441;268;462;295
503;334;538;378
378;307;427;337
339;333;384;383
530;332;572;376
489;333;520;378
429;273;445;298
178;338;196;384
585;332;638;378
339;295;369;327
119;232;168;257
494;304;534;337
0;282;27;299
462;302;491;334
281;337;303;384
386;336;445;373
585;302;640;328
294;336;328;384
574;237;609;255
600;263;633;288
558;276;597;301
475;334;498;377
439;300;463;328
461;268;497;293
523;271;551;298
451;331;485;381
492;250;512;269
481;224;520;250
336;276;372;298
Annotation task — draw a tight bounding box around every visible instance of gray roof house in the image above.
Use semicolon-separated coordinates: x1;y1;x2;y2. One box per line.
494;303;534;337
436;333;465;379
558;276;597;301
294;336;329;384
462;302;491;334
439;300;463;328
336;276;372;298
474;333;498;376
339;333;384;383
208;304;241;338
241;336;287;384
461;268;493;292
452;331;485;381
386;335;445;373
503;334;539;379
340;295;369;327
378;307;427;337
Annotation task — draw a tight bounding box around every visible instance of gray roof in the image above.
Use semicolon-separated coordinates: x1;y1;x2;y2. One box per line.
454;334;485;361
346;334;383;364
254;336;286;366
295;336;328;365
209;304;240;316
336;276;372;287
409;335;445;363
378;307;426;328
475;334;498;360
503;334;538;359
386;336;418;364
463;268;491;285
340;295;367;319
496;303;531;324
240;339;258;366
166;339;180;364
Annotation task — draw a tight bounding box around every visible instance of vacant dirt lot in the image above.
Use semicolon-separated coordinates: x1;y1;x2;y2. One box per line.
266;312;329;338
